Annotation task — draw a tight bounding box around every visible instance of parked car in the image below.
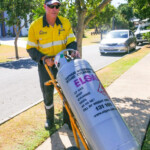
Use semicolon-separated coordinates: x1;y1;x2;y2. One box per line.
134;24;150;45
99;30;137;55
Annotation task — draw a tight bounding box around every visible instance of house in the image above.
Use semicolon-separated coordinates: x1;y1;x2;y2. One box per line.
0;11;30;37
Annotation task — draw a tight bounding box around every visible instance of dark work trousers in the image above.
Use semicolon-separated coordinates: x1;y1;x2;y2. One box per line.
38;63;70;126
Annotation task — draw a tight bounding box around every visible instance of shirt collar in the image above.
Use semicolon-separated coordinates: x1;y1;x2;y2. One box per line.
43;14;62;27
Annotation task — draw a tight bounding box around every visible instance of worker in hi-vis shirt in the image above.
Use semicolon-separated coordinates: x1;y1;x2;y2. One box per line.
26;0;80;130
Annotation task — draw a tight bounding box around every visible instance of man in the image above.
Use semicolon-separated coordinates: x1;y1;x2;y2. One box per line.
26;0;79;130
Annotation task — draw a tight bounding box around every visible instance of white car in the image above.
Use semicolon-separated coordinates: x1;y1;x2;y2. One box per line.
134;24;150;45
99;30;137;55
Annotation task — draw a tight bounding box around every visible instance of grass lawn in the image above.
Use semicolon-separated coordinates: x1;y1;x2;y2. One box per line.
0;29;100;63
0;30;150;150
0;45;29;63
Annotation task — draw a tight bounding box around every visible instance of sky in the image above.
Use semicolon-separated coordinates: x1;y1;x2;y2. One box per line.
111;0;127;7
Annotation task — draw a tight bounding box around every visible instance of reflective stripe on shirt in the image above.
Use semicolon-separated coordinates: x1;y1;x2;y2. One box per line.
39;40;65;48
27;41;38;47
27;33;75;49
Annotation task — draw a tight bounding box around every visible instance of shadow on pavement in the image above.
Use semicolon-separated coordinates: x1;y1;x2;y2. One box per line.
0;58;37;69
48;124;82;150
101;53;126;57
112;97;150;147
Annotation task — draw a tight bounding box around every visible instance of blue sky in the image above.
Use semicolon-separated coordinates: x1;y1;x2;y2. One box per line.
111;0;127;7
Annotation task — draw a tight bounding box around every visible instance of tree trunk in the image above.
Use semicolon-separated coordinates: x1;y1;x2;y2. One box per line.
75;0;112;58
76;9;87;58
13;22;25;59
14;34;19;59
1;12;6;37
13;25;20;59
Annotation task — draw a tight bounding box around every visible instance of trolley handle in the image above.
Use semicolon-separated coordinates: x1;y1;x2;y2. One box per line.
54;49;80;69
42;51;75;65
67;49;80;60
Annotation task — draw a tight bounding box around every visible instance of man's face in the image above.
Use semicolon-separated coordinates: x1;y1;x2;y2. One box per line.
44;2;60;18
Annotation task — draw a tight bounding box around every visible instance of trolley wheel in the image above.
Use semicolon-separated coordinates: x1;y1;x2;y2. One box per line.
66;146;79;150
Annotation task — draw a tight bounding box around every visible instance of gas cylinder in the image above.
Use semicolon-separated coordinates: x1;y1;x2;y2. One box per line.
54;50;140;150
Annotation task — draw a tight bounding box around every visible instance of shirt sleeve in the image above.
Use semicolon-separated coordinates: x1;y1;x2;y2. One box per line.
27;48;45;63
66;41;77;50
26;24;45;63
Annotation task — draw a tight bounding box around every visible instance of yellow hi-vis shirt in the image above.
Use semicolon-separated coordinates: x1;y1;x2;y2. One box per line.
26;15;76;56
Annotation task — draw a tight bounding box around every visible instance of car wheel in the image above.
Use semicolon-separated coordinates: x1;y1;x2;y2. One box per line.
100;52;105;55
127;46;130;54
138;42;143;45
133;45;136;50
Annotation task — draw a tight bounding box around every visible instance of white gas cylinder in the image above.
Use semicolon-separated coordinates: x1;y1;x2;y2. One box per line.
55;50;140;150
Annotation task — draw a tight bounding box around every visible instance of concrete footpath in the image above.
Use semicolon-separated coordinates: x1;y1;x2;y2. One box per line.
36;53;150;150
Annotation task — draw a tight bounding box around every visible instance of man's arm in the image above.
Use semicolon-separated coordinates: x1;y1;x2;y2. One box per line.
27;48;45;63
66;41;77;50
26;23;45;63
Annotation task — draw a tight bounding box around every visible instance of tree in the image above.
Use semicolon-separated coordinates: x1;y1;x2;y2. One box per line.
113;13;129;29
88;4;116;31
113;4;134;30
0;2;7;37
118;4;133;21
74;0;112;57
128;0;150;19
0;12;6;37
0;0;44;59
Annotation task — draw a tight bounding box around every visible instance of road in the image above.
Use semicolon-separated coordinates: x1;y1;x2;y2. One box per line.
0;39;141;124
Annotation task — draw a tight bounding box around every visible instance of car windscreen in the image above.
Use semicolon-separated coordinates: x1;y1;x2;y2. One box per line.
106;31;128;38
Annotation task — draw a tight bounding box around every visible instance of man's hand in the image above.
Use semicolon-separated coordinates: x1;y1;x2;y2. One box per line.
41;56;54;67
45;58;54;67
71;51;80;58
